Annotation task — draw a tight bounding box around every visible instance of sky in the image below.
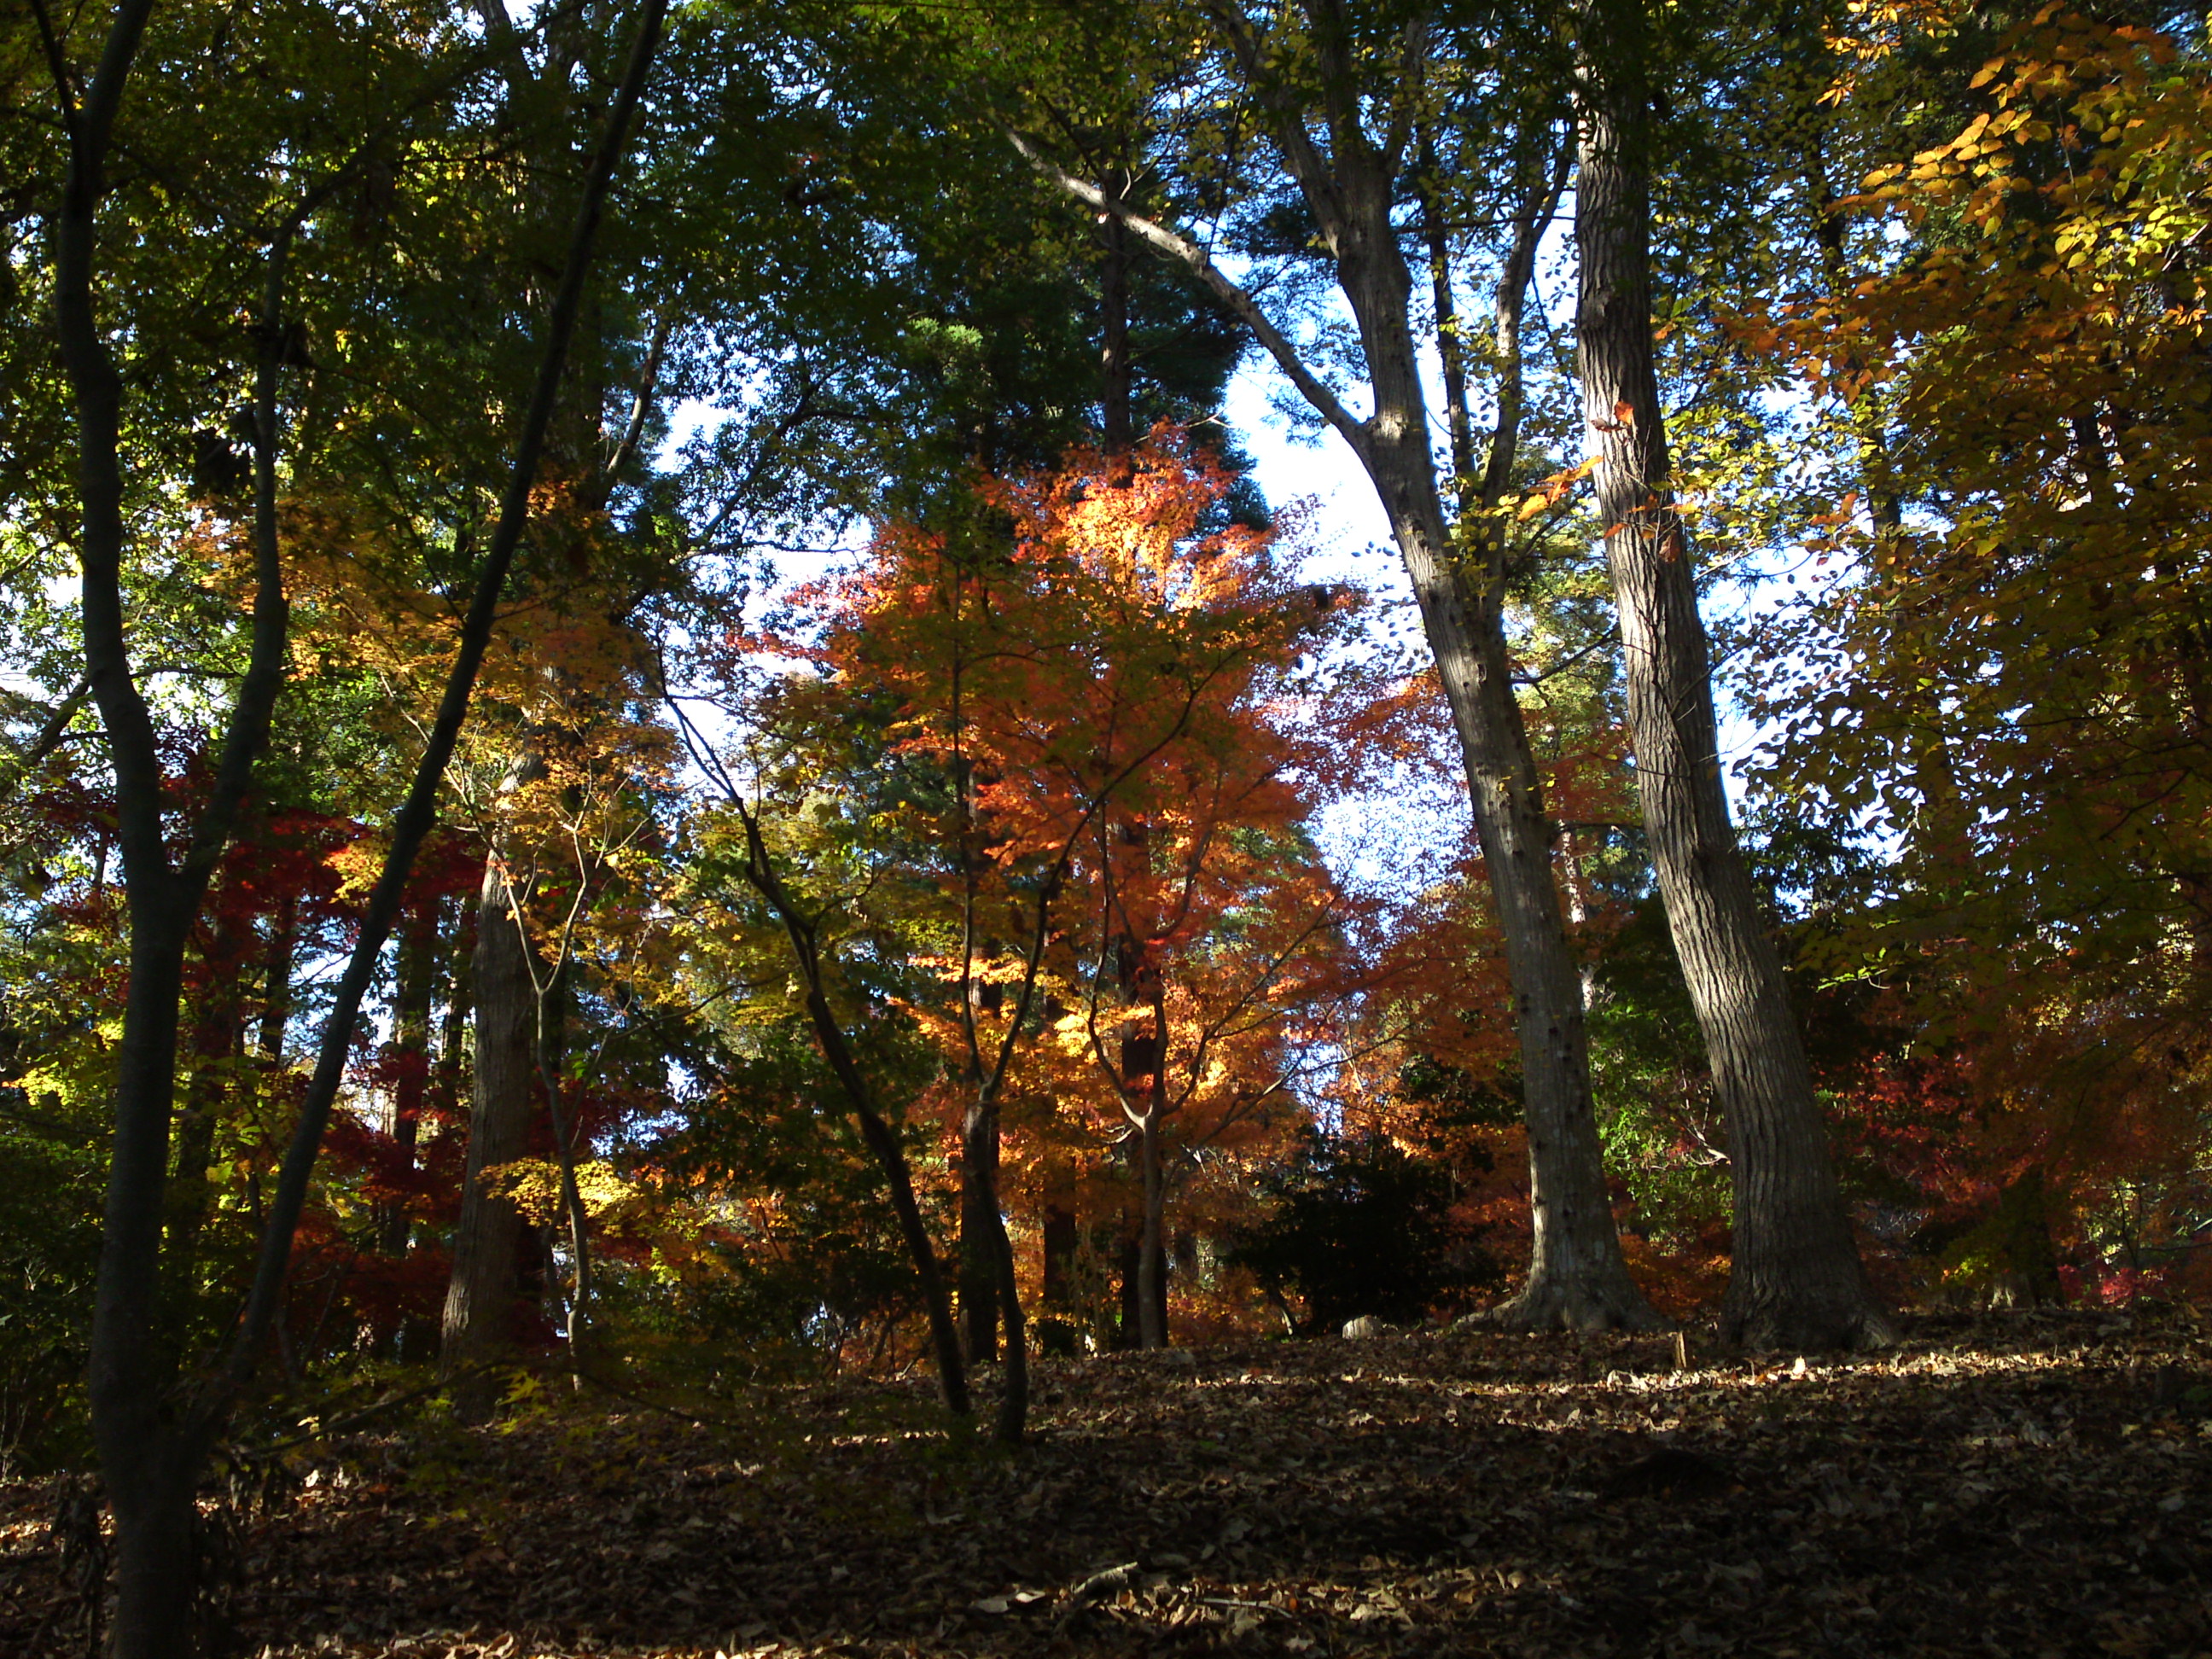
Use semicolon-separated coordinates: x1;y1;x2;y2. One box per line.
1215;347;1787;871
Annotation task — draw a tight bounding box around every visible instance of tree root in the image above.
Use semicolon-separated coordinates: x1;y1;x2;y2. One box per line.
1471;1274;1672;1335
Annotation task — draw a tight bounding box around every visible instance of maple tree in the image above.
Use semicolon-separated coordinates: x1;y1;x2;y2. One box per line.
667;429;1371;1425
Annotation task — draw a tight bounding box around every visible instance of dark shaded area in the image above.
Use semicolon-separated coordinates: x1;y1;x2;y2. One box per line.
1229;1130;1499;1335
3;1309;2207;1656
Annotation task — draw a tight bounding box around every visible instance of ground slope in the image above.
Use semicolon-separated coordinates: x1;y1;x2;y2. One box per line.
4;1307;2209;1656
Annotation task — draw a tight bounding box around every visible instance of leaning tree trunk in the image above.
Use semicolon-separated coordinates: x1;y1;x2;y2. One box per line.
1327;175;1659;1334
440;853;541;1413
1574;1;1892;1349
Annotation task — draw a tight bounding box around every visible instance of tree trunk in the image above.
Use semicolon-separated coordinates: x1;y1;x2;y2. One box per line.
1178;14;1659;1331
1135;1107;1167;1348
1133;975;1170;1348
1101;188;1133;457
1324;182;1657;1332
106;1443;202;1659
991;1208;1028;1443
58;2;286;1645
379;903;439;1254
1041;1202;1079;1307
440;853;541;1412
166;921;247;1297
1114;1229;1142;1349
257;892;297;1068
959;1097;1001;1365
1985;1164;2064;1306
1574;1;1892;1350
437;892;475;1114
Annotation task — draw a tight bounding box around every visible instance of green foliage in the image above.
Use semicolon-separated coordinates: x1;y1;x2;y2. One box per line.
0;1095;101;1473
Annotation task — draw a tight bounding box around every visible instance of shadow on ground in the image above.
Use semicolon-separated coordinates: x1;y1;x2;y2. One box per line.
4;1308;2208;1657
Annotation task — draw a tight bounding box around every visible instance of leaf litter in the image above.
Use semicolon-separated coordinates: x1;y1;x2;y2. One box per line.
3;1306;2209;1656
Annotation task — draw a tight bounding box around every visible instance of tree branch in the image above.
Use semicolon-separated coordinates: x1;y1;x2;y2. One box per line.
219;0;671;1402
1004;125;1371;458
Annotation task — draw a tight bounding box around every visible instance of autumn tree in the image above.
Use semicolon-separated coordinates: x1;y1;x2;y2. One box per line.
1747;5;2212;1304
1573;0;1893;1349
997;0;1663;1332
13;0;670;1640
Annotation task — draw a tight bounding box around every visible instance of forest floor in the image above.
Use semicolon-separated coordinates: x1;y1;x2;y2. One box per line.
4;1307;2210;1658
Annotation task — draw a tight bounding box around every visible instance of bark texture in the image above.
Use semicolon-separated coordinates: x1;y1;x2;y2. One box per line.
1574;2;1893;1349
1274;59;1652;1334
441;854;541;1411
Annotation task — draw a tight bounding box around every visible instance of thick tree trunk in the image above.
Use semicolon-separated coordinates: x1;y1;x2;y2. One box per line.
1186;14;1658;1331
1574;3;1893;1350
106;1442;202;1659
1362;434;1654;1330
440;854;541;1412
959;1097;1002;1365
91;913;205;1656
1113;1229;1142;1349
1985;1164;2064;1306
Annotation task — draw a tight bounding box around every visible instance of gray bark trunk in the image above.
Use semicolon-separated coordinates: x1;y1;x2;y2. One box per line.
440;852;541;1411
1574;3;1893;1349
1320;135;1656;1334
